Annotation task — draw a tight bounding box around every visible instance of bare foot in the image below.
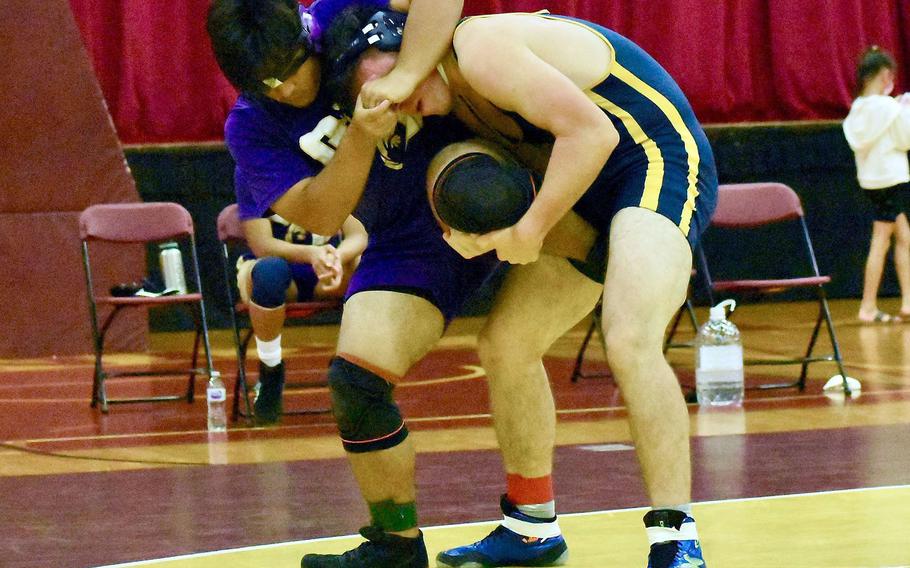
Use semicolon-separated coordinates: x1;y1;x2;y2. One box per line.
857;309;902;324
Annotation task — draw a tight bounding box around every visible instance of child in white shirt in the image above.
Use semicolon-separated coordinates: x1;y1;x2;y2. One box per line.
843;46;910;323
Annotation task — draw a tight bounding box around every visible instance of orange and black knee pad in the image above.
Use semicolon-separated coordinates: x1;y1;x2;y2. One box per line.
327;356;409;453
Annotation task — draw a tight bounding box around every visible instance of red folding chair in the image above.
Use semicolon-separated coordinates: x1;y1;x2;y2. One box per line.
216;204;340;423
79;202;215;412
696;183;850;394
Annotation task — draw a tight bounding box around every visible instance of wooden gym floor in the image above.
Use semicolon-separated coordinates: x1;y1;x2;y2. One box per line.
1;298;909;567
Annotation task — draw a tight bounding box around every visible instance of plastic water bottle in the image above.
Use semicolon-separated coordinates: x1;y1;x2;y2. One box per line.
207;371;227;432
159;242;187;294
695;299;744;407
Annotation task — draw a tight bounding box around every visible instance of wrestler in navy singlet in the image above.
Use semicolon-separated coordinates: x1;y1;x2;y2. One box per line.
455;13;718;250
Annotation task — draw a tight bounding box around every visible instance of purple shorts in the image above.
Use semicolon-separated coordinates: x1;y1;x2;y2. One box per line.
345;235;498;322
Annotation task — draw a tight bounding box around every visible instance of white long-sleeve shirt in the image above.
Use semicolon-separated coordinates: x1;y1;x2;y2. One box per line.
843;94;910;189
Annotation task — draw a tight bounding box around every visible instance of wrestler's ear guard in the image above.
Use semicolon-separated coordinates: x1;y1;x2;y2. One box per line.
330;10;406;76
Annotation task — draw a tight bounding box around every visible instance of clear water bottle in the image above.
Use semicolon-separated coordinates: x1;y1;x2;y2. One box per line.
207;370;227;432
158;242;187;294
695;299;744;407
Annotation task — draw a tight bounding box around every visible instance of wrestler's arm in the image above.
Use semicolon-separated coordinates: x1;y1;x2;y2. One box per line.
242;217;321;265
271;100;396;235
427;139;597;261
360;0;464;107
337;215;368;264
454;19;618;260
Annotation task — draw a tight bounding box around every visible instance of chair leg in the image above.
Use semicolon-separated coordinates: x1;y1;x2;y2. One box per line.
571;317;598;383
571;307;610;382
797;305;825;391
90;334;103;409
685;298;698;331
187;301;204;404
232;328;256;423
189;324;201;404
94;306;122;414
819;292;851;396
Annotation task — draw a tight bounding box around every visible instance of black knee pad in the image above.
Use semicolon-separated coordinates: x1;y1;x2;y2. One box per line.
327;357;408;453
250;257;292;308
431;153;538;234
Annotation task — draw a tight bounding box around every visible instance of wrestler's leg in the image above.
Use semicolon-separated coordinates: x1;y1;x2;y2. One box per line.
480;256;602;477
333;290;444;537
600;207;693;506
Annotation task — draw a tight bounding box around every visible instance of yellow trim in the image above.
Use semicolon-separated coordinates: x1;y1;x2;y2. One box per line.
609;62;701;235
588;92;664;210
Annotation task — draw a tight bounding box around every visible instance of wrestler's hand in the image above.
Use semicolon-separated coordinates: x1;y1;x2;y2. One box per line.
360;70;420;109
350;97;397;140
317;265;344;293
312;245;339;280
443;229;495;259
475;220;544;265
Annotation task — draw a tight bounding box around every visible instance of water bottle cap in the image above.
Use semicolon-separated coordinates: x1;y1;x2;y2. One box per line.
709;299;736;321
159;241;178;250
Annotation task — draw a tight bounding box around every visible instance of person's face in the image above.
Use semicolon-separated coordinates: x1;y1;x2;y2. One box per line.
879;68;896;96
356;51;453;116
397;71;454;116
265;56;321;107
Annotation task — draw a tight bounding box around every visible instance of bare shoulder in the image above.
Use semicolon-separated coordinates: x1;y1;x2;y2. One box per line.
454;13;526;47
454;13;611;90
453;14;529;71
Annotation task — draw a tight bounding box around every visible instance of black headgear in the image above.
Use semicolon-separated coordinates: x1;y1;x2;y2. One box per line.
330;10;406;76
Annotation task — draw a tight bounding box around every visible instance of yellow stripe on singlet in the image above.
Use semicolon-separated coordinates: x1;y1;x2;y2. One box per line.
606;63;701;235
587;92;665;211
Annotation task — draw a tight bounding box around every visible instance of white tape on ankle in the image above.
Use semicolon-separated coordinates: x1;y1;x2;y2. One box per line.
501;515;562;539
646;521;699;545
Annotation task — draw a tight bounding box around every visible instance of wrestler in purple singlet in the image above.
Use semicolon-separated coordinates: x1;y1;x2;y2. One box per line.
226;80;496;321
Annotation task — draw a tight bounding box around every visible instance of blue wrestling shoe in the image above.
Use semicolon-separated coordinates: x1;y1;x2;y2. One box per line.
301;526;428;568
436;495;568;567
644;510;706;568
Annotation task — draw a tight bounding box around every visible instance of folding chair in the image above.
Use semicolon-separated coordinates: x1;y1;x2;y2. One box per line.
696;182;850;394
79;202;215;412
216;204;340;423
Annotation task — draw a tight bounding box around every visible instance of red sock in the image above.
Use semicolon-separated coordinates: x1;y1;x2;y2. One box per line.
506;474;554;505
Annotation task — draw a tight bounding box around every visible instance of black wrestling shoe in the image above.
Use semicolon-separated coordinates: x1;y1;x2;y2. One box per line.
253;361;284;425
301;526;428;568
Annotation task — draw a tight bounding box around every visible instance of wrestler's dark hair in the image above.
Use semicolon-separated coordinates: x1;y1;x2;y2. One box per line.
322;5;400;115
855;46;895;96
206;0;311;94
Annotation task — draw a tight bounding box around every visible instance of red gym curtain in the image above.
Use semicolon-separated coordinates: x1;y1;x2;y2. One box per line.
67;0;910;144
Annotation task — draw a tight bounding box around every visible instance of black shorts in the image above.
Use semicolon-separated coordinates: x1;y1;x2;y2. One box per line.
864;183;910;222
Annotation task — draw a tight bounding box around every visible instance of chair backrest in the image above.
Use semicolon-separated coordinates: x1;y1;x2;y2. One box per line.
80;202;194;242
711;183;804;228
217;203;245;243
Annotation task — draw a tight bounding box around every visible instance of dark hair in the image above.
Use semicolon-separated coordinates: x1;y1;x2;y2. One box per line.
321;5;395;114
206;0;311;94
855;46;895;96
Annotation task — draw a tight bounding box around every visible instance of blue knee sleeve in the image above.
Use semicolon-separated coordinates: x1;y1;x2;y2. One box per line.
250;257;292;308
327;357;409;454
